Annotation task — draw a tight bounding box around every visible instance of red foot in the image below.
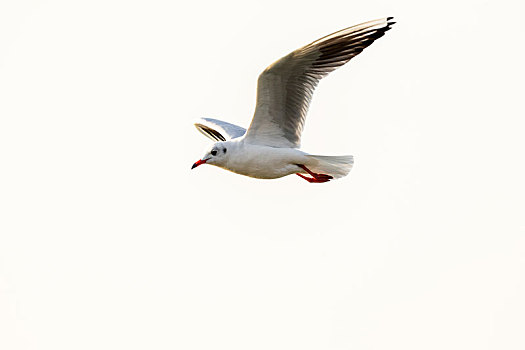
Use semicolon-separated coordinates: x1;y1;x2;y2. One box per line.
295;164;333;183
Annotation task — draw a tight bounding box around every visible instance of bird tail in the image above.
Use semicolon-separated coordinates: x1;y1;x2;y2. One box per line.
305;155;354;179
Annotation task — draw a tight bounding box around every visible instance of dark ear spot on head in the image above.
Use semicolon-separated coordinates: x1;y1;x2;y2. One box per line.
223;148;227;154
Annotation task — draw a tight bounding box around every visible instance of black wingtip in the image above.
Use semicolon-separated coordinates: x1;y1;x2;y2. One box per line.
387;16;394;21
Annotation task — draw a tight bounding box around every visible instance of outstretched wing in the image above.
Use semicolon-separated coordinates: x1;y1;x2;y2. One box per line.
194;118;246;142
244;17;395;148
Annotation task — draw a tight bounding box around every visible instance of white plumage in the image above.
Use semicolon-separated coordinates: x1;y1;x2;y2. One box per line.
192;17;395;183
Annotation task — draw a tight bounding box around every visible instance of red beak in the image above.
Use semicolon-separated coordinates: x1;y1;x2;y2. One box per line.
191;159;207;169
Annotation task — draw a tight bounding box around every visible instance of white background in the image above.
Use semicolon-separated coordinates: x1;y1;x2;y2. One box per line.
1;1;524;349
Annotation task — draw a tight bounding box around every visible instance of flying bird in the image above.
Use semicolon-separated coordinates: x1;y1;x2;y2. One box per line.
192;17;395;183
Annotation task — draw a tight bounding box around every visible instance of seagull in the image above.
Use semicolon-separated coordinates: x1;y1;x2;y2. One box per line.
192;17;395;183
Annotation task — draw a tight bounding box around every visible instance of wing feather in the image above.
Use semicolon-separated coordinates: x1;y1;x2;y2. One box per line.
244;17;395;148
194;118;246;142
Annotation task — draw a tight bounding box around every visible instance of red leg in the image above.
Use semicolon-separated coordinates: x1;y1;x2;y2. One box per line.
295;165;333;183
296;173;317;183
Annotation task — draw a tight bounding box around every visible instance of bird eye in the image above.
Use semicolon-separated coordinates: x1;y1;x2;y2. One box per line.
211;149;217;156
223;148;227;154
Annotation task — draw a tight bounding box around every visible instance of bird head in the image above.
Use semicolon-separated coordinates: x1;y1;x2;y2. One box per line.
191;142;229;169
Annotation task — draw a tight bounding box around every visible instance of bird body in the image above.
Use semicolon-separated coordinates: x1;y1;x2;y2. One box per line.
195;136;354;181
217;140;308;179
191;17;395;183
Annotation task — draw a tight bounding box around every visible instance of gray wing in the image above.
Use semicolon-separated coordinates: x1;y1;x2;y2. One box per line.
194;118;246;142
244;17;395;148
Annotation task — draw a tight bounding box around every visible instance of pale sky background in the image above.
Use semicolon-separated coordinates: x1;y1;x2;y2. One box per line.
1;1;524;349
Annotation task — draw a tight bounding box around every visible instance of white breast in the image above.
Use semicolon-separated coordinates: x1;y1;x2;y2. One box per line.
222;141;307;179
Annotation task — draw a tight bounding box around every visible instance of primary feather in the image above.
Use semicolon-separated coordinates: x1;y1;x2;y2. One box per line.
194;117;246;142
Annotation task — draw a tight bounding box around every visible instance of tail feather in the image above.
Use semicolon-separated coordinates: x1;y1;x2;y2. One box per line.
305;155;354;179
